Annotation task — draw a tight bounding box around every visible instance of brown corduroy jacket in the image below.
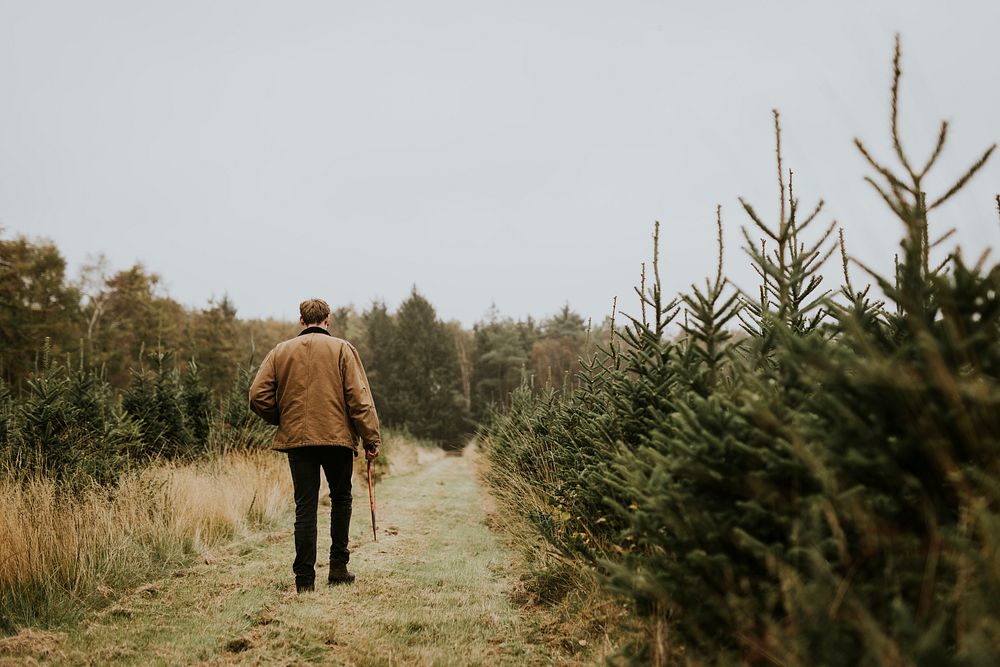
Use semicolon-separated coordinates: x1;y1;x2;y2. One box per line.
248;327;381;453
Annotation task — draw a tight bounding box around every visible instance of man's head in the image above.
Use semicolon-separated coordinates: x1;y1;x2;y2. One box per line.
299;298;331;329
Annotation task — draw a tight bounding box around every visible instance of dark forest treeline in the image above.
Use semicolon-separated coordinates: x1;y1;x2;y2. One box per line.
0;243;291;395
0;235;606;456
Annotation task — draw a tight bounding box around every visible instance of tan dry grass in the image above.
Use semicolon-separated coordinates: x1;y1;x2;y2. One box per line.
473;436;642;662
0;450;291;631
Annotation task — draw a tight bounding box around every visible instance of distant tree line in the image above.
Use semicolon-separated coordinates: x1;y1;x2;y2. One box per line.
0;232;606;453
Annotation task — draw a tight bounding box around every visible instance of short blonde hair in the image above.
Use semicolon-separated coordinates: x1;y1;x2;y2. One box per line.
299;298;331;325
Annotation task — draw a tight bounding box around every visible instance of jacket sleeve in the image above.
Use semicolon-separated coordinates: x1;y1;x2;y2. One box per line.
341;343;381;446
248;350;280;426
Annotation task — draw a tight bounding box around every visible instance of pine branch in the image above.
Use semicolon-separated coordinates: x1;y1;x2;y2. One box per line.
788;168;798;248
890;34;918;182
774;109;786;228
608;295;618;365
639;261;647;329
800;199;826;230
863;176;908;220
652;221;662;298
931;253;953;276
851;255;900;301
927;144;996;210
739;198;777;240
918;120;949;179
854;139;915;196
929;228;956;250
799;290;834;316
973;247;991;273
715;205;724;289
839;229;855;295
921;195;930;274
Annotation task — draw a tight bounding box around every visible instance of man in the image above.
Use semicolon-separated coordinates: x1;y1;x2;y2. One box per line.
249;298;381;594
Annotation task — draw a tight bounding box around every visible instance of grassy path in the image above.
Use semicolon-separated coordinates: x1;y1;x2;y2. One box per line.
10;451;591;666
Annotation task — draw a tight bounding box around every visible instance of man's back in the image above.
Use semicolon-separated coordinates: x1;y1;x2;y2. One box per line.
249;327;381;453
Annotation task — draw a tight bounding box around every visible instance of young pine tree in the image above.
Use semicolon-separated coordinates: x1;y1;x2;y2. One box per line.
16;341;139;486
181;360;212;446
122;349;194;459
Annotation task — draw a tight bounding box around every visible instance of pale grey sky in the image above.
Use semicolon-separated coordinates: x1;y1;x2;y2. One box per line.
1;1;997;326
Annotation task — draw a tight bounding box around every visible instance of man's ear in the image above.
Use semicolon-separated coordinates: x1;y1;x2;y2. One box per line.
299;317;306;327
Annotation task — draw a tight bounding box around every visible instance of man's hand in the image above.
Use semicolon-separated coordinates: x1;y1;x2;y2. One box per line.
364;444;380;461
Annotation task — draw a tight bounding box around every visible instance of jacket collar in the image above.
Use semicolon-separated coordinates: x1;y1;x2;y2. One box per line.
298;326;332;337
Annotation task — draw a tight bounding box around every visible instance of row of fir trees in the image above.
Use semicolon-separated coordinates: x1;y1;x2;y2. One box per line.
481;41;1000;666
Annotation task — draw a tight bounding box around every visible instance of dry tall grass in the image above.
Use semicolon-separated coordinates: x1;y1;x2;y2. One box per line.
0;450;291;631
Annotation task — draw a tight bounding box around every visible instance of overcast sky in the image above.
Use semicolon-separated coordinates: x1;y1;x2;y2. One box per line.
1;1;997;327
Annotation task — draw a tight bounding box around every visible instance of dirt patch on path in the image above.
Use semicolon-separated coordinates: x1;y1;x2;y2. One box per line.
0;629;66;663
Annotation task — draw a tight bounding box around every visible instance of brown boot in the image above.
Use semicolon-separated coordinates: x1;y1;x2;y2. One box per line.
327;562;356;585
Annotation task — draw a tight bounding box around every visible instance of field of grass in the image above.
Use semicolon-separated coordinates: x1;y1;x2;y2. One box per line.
0;446;609;666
